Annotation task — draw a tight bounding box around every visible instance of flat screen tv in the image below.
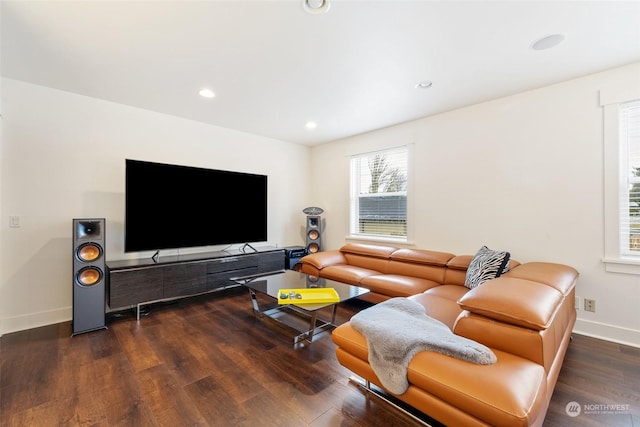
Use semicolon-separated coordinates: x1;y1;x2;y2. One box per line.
125;159;267;252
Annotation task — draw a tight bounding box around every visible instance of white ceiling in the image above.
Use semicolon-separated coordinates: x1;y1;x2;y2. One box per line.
2;0;640;146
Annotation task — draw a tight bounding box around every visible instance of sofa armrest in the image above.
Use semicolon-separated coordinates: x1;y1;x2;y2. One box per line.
299;250;347;270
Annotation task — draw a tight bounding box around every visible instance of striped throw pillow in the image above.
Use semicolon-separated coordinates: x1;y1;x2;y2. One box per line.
464;246;511;289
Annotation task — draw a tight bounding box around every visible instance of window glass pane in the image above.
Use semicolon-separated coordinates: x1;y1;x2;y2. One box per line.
621;100;640;255
350;147;408;239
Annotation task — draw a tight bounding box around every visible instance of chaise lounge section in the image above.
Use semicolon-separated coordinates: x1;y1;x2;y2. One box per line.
298;243;579;426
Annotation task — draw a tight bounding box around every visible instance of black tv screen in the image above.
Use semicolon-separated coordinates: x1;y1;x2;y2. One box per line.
125;159;267;252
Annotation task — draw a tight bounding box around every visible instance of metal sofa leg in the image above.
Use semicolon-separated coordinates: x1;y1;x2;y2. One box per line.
347;375;435;426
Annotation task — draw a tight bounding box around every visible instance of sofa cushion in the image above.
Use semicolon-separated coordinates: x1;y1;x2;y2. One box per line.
361;274;441;298
340;243;397;258
441;255;470;286
457;277;563;330
502;262;578;296
409;285;468;330
407;349;547;427
464;246;511;289
333;322;548;427
318;265;380;285
332;322;370;362
389;248;455;266
446;255;473;271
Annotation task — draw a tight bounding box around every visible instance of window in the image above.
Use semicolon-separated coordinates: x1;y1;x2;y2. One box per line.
620;100;640;256
603;81;640;274
349;146;408;241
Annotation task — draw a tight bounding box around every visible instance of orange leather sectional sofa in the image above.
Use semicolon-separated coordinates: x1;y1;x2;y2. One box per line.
298;243;579;427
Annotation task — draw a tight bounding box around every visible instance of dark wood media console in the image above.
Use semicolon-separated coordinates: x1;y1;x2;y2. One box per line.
107;246;285;318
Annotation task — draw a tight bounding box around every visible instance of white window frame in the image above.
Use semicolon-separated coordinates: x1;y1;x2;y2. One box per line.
348;145;412;244
602;83;640;275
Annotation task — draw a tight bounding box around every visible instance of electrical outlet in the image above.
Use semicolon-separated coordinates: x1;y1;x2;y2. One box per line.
9;216;20;228
584;299;596;313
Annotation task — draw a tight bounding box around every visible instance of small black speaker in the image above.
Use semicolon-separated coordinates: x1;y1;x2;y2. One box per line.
305;215;322;254
284;246;308;270
72;218;107;335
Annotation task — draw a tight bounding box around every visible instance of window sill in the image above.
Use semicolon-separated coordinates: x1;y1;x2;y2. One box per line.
603;258;640;275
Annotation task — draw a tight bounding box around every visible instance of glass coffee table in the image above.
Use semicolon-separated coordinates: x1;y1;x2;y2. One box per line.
232;270;369;344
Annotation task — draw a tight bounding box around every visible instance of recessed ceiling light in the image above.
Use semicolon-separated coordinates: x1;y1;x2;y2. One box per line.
199;88;216;98
531;34;566;51
303;0;330;15
416;81;433;89
305;121;317;129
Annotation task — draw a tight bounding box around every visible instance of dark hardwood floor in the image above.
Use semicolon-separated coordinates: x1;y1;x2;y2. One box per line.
1;286;639;427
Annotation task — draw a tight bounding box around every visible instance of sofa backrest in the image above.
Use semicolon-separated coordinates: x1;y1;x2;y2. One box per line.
340;243;397;274
443;255;473;286
338;243;521;287
388;248;454;283
454;263;578;372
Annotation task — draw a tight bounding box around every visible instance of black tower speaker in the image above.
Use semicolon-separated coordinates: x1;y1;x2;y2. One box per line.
72;218;107;335
305;215;322;254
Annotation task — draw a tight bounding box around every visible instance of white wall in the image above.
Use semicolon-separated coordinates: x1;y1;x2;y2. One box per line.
3;64;640;346
310;62;640;347
0;78;312;335
0;1;4;335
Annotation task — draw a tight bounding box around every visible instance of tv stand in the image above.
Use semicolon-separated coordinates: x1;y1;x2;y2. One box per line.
107;246;285;319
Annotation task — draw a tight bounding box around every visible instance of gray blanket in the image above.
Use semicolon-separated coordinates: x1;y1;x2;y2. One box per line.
350;297;497;395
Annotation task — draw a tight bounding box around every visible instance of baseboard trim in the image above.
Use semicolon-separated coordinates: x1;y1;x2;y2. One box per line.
573;318;640;349
4;309;639;351
0;306;71;336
